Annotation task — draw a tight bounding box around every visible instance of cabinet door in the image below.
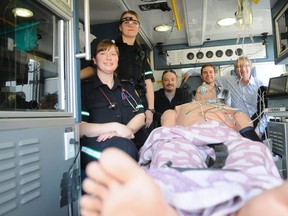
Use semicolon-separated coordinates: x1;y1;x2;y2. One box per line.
0;119;80;216
39;0;73;17
272;1;288;64
0;0;74;117
274;3;288;59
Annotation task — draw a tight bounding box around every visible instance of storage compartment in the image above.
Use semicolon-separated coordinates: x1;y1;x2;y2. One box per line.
272;1;288;64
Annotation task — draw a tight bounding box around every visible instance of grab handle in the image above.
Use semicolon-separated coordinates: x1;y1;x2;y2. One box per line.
75;0;91;60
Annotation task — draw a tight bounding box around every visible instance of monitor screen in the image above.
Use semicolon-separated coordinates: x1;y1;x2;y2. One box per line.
267;76;288;96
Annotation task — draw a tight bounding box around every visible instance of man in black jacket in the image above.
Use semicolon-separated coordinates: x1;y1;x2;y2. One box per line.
154;70;191;127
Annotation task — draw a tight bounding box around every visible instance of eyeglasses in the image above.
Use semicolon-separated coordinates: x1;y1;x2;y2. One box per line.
122;20;140;27
236;64;251;69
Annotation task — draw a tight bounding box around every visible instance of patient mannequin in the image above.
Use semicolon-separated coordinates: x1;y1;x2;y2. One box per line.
80;106;286;215
162;101;250;130
161;100;261;142
80;98;285;215
80;148;288;216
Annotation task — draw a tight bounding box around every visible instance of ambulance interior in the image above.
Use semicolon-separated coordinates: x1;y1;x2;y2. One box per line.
0;0;288;215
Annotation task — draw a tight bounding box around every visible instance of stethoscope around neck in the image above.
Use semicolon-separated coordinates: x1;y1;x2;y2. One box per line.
98;86;141;112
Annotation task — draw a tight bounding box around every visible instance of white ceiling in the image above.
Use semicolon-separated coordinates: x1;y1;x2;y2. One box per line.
78;0;278;48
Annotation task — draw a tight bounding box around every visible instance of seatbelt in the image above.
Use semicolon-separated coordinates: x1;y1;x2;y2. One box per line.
161;143;230;171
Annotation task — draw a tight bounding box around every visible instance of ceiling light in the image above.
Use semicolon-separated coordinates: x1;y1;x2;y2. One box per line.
12;8;33;18
217;17;236;26
154;24;172;32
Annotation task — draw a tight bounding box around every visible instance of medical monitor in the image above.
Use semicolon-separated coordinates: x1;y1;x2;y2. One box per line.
267;76;288;97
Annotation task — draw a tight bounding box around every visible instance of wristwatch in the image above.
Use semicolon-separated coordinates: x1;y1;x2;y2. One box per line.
147;108;155;114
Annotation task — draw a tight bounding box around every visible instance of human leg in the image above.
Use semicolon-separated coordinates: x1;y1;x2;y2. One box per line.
80;147;288;216
233;111;253;130
139;126;207;168
236;181;288;216
80;148;178;216
224;137;281;178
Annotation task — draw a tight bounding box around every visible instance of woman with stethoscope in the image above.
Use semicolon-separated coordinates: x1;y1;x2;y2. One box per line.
80;10;155;131
80;39;146;173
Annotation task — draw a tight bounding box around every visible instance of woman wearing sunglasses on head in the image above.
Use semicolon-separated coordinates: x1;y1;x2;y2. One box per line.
80;40;145;173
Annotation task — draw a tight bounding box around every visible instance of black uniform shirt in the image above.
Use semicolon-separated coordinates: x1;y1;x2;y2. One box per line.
154;88;191;126
81;74;144;124
116;38;154;88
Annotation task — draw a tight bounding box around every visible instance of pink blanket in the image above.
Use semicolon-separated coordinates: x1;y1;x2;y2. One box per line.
139;121;283;216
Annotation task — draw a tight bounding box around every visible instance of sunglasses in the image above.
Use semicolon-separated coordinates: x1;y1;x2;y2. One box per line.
121;17;140;27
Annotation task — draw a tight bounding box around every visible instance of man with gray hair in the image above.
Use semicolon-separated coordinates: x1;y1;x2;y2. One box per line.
216;56;267;138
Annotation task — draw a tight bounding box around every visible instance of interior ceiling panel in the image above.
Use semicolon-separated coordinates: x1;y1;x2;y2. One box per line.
80;0;274;47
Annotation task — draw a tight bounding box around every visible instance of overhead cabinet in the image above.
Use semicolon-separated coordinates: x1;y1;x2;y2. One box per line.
272;0;288;64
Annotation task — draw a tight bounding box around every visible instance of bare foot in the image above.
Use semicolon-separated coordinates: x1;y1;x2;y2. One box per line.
80;147;178;216
236;181;288;216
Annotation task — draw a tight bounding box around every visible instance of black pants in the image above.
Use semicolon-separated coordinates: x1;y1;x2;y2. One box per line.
133;128;149;150
80;136;139;170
